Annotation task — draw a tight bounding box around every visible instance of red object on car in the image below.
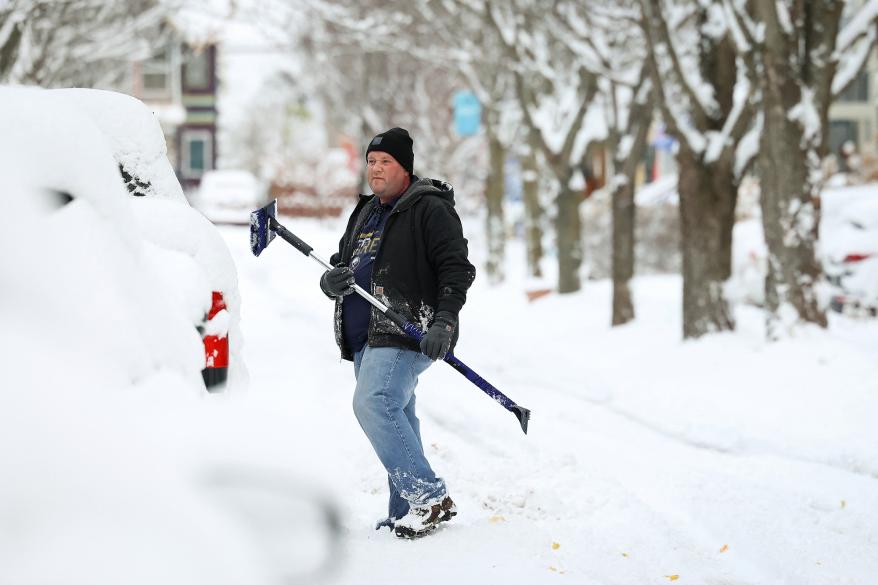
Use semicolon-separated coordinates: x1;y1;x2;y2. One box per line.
202;291;229;390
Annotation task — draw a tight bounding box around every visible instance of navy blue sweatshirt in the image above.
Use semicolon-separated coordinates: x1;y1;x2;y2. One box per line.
341;196;398;353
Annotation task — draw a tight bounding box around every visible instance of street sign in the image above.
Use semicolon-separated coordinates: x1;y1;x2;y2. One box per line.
453;90;481;137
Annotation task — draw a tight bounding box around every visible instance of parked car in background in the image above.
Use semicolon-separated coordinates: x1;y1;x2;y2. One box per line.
728;181;878;317
193;169;264;225
21;87;244;390
821;183;878;317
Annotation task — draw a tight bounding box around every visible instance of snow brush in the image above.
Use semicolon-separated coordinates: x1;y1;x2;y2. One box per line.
250;200;530;435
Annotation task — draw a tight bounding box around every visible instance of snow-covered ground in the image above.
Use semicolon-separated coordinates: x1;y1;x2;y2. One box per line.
3;200;877;583
226;214;878;584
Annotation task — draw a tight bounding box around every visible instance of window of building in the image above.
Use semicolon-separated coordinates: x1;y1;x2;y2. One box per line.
183;48;211;91
839;72;868;103
181;129;213;178
829;120;859;156
141;49;172;98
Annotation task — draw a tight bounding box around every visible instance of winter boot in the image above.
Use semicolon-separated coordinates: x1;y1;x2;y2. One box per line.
393;496;457;539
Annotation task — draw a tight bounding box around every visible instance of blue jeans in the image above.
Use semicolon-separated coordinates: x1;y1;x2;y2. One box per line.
353;345;446;520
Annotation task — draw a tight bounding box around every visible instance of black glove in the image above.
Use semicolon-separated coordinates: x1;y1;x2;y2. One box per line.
420;311;456;360
320;266;355;297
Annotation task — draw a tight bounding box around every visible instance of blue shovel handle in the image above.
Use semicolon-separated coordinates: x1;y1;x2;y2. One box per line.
250;201;530;434
392;315;530;435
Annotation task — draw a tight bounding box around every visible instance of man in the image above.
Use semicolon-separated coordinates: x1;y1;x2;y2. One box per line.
319;127;476;539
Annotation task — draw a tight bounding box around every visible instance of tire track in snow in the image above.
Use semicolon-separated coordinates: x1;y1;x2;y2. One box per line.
502;364;878;482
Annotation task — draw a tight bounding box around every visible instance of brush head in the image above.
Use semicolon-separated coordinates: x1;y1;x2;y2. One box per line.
250;199;277;257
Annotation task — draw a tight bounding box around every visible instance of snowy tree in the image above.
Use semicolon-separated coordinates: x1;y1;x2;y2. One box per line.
551;0;653;324
252;1;466;185
254;0;526;283
486;0;603;294
640;0;757;338
224;71;314;179
410;0;523;284
0;0;170;87
519;145;546;278
724;0;878;337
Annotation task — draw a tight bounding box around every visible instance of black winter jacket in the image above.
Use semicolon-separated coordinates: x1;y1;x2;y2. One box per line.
327;177;476;361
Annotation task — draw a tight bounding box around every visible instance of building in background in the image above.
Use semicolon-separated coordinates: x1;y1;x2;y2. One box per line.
829;61;876;168
112;31;219;193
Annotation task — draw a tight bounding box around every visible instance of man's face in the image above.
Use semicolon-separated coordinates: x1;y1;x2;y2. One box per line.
367;151;409;200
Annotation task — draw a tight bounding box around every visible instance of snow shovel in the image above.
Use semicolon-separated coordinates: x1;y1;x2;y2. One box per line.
250;200;530;435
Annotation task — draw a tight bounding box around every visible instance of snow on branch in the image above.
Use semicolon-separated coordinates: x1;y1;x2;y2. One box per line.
789;88;821;146
773;0;793;36
705;73;752;164
640;0;707;154
833;28;877;98
721;0;761;54
645;0;718;121
836;0;878;53
832;0;878;99
735;110;761;178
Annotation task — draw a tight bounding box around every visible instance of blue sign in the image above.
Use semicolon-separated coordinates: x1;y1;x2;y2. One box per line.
453;91;481;136
651;125;677;151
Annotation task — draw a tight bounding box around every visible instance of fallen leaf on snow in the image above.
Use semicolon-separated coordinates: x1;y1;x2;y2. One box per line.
488;515;506;524
720;544;729;553
552;542;561;550
841;500;846;509
549;566;558;572
665;575;680;581
621;552;629;558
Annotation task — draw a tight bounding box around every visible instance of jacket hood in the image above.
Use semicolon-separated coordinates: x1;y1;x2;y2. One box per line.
395;177;455;211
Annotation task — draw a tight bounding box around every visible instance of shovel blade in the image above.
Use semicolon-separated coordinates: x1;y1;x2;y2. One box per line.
511;405;530;434
250;199;278;256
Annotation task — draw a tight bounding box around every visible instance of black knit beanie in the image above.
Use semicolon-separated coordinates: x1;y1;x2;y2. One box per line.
365;127;414;174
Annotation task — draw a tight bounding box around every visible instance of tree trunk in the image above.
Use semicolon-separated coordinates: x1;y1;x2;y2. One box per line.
611;177;635;325
758;99;828;334
484;131;506;283
677;146;737;338
754;1;830;335
556;182;583;293
521;149;543;278
0;21;23;80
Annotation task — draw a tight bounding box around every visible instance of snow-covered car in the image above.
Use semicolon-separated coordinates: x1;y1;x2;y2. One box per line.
0;88;340;583
728;182;878;316
193;168;264;225
821;183;878;317
52;88;245;388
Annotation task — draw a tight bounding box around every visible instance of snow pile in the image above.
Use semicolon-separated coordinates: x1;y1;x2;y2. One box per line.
46;86;246;388
0;86;266;583
131;196;247;389
728;218;768;306
634;173;678;206
0;87;200;389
